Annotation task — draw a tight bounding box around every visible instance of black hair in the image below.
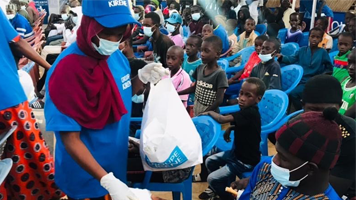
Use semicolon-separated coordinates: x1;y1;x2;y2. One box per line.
145;12;161;25
204;36;223;54
255;35;269;42
316;16;328;30
290;12;299;20
188;35;203;47
309;27;324;38
265;38;281;53
170;1;180;10
191;5;201;11
245;17;256;24
339;32;354;42
245;77;266;97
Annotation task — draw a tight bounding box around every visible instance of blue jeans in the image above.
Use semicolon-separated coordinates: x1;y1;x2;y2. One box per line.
206;150;253;199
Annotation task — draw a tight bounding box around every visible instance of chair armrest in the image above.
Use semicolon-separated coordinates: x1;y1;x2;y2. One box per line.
225;65;245;74
219;105;240;115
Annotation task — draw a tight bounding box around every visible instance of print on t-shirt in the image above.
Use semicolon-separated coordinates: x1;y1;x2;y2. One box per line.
195;80;217;106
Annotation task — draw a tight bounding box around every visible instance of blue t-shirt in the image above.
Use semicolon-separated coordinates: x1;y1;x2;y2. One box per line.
9;14;34;39
182;58;202;82
300;0;334;18
240;157;341;200
0;9;27;110
213;25;230;54
44;43;132;199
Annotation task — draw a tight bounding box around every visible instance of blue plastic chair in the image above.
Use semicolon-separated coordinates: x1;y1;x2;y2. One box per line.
222;46;255;76
329;51;338;64
330;38;338;53
299;32;309;47
281;64;303;94
219;90;289;156
255;24;267;35
133;116;221;200
277;28;288;44
217;59;229;71
281;43;299;57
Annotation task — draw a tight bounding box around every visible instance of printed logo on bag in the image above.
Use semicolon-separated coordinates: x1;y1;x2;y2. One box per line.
145;146;188;168
108;0;127;7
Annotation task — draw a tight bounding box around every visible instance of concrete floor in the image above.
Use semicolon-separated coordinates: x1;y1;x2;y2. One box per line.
33;109;277;200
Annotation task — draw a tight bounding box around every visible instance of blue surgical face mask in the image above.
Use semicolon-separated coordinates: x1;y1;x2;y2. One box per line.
92;35;122;56
166;23;176;33
61;13;68;20
258;50;276;63
132;94;144;103
270;156;309;187
134;13;140;21
143;26;155;37
72;16;78;25
191;13;201;21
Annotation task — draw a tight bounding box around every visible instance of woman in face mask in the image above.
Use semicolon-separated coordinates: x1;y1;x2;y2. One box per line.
17;0;30;23
44;0;168;199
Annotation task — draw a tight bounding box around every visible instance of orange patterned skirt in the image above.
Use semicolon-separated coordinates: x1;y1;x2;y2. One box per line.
0;101;63;200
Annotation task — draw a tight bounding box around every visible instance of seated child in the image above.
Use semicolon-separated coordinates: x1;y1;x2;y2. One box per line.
189;5;205;36
225;35;269;102
332;32;354;82
250;38;282;90
202;24;213;40
199;78;266;200
239;109;342;200
237;18;258;52
182;35;203;104
178;35;228;116
226;19;239;55
164;46;192;108
237;8;250;35
285;12;303;46
278;27;333;110
165;13;185;48
315;16;333;51
339;48;356;115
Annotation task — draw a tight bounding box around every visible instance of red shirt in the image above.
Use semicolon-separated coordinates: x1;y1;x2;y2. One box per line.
239;51;261;80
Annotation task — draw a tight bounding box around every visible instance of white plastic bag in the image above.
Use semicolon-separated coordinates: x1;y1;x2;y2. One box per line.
140;79;203;171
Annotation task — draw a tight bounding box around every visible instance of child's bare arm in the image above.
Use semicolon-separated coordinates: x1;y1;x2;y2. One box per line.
178;83;196;95
200;111;234;124
12;38;51;70
204;88;225;113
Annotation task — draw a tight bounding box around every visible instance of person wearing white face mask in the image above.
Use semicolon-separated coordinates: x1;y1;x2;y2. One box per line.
237;107;343;200
165;13;184;48
249;38;282;90
17;0;31;23
44;0;168;199
189;5;204;36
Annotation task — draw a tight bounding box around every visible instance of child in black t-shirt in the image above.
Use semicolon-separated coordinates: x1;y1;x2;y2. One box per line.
199;77;266;200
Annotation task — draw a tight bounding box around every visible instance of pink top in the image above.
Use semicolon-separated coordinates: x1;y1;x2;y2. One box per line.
168;34;185;48
164;68;192;108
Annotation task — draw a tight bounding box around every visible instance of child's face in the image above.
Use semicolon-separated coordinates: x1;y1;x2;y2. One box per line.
315;19;325;31
185;37;200;57
238;82;261;109
166;48;183;71
289;15;299;29
348;53;355;79
260;41;276;56
254;39;264;54
348;19;355;35
202;26;213;39
244;19;255;33
201;41;219;64
309;30;323;47
338;35;353;55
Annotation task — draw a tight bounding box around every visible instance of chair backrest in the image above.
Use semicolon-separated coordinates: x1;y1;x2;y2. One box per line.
192;116;221;156
281;43;299;57
277;28;288;44
329;51;338;64
258;89;289;130
299;32;309;47
240;46;255;66
281;64;303;94
330;38;338;53
255;24;267;35
217;59;229;71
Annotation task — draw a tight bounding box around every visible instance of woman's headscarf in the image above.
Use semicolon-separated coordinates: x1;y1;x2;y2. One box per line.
49;16;128;130
237;8;250;34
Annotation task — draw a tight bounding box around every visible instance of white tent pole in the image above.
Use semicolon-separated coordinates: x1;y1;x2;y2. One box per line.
310;0;317;30
292;0;296;11
194;0;197;5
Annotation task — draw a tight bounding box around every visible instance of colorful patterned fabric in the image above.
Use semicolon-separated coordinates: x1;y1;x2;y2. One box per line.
0;101;63;200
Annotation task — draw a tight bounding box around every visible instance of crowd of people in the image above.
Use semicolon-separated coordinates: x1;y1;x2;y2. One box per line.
0;0;355;199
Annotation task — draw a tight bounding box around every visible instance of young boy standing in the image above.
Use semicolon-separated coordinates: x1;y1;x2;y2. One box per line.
339;49;356;115
250;38;282;90
278;27;333;110
200;78;266;200
164;46;192;108
333;32;354;82
143;12;175;68
165;13;184;48
178;35;228;116
285;12;303;46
